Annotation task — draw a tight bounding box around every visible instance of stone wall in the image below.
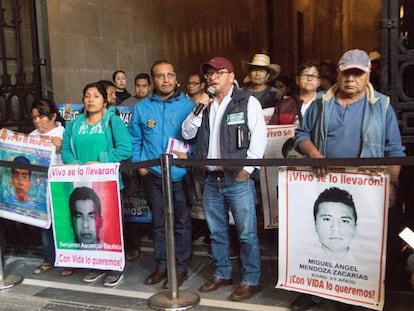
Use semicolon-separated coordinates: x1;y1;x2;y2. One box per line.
46;0;269;103
46;0;381;103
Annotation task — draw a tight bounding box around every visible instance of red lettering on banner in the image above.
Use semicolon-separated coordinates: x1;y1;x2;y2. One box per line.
49;167;66;177
290;172;314;182
72;254;85;263
267;130;283;138
307;278;324;288
289;274;304;285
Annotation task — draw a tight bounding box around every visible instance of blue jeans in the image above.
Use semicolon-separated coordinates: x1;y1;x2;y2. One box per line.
143;173;191;272
203;177;261;285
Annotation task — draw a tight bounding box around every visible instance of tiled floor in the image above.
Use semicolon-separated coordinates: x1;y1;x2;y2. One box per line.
1;236;413;311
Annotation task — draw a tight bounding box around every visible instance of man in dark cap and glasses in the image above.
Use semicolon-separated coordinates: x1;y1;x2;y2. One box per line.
182;56;267;302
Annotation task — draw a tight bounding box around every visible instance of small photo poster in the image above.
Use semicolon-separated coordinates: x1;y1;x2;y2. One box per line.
49;163;124;271
0;130;54;228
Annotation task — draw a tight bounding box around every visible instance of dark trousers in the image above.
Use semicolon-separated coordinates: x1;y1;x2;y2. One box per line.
143;173;192;272
41;227;55;264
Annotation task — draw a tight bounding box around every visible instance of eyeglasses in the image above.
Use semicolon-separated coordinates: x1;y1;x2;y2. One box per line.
204;70;230;79
300;74;320;80
187;82;201;86
153;72;176;80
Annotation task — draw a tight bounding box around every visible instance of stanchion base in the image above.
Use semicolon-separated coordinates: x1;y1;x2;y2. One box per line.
0;273;23;290
148;290;200;311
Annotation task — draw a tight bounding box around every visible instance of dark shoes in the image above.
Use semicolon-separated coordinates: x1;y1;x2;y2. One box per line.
199;276;232;292
229;284;260;301
144;268;167;285
290;294;320;311
162;271;187;289
126;249;140;261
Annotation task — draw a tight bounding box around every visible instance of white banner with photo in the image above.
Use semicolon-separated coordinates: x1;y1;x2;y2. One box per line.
49;163;124;271
276;168;388;310
0;129;54;229
260;124;296;229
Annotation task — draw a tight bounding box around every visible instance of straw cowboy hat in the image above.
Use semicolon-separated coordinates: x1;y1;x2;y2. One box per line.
368;50;381;61
242;54;281;83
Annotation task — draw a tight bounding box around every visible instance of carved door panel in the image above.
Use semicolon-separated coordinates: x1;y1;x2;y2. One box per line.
0;0;50;133
382;0;414;152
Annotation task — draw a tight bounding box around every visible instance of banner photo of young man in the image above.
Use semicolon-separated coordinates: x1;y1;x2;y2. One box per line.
276;168;388;310
0;129;54;228
49;163;124;271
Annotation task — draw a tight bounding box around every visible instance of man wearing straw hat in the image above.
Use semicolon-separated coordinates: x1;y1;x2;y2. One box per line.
242;53;282;109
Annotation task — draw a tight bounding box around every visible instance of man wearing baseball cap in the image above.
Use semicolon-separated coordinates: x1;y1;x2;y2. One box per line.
182;56;267;301
292;49;405;310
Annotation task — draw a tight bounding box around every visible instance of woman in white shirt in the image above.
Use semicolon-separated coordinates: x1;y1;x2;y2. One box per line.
30;99;65;275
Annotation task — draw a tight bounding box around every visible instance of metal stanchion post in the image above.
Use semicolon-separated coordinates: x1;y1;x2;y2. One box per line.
148;154;200;311
0;225;23;290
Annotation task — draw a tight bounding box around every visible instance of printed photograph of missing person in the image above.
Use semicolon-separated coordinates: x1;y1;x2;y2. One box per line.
69;186;103;245
50;179;123;251
313;187;357;261
11;156;33;203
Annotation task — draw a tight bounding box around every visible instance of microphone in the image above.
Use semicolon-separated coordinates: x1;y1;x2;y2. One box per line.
194;86;215;116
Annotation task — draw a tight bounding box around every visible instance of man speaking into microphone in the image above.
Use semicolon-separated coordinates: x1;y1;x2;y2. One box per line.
182;56;267;301
193;86;215;116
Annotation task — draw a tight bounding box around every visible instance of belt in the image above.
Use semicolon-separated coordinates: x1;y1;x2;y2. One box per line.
206;170;225;179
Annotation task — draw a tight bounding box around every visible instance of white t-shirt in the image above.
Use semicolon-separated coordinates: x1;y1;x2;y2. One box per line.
30;122;65;164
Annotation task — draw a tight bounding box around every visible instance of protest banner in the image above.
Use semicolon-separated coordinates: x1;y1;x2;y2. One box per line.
260;124;296;229
57;103;152;223
0;130;54;228
277;168;388;310
262;107;275;125
57;103;84;121
115;105;133;126
57;103;132;126
49;163;125;271
121;170;152;223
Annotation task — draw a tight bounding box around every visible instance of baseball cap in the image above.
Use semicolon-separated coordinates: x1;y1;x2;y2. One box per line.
201;57;234;74
338;49;371;72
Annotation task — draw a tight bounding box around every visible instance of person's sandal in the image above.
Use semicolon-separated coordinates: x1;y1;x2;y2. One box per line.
33;262;53;274
61;268;74;276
